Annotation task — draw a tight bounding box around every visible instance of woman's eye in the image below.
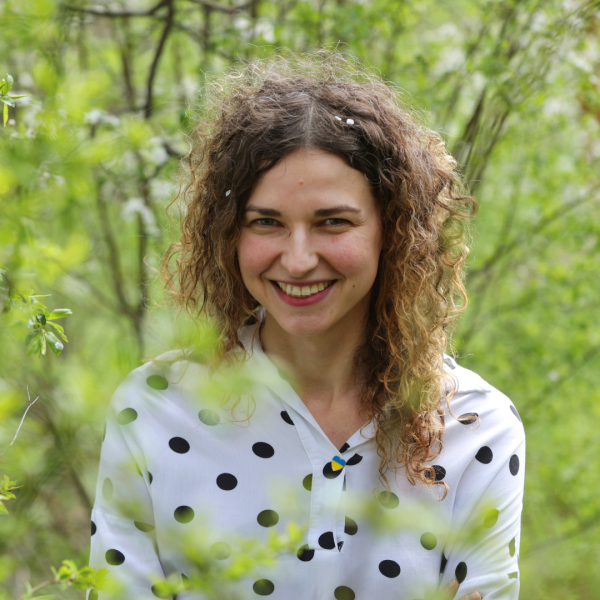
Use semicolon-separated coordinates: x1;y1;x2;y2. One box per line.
323;218;349;226
254;218;278;226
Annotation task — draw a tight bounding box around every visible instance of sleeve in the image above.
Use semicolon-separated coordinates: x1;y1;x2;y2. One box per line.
439;399;526;600
87;375;172;600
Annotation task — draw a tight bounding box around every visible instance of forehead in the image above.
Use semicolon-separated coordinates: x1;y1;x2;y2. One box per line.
247;147;374;210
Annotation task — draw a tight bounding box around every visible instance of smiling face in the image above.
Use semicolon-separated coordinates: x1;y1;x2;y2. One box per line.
236;147;383;339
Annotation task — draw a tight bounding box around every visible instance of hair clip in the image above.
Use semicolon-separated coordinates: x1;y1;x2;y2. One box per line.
346;119;354;125
225;190;231;196
334;116;342;121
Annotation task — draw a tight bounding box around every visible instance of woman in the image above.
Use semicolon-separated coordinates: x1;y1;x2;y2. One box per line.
88;52;525;600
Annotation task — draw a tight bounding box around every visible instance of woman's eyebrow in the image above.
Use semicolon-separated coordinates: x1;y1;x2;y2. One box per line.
314;205;362;217
244;205;281;216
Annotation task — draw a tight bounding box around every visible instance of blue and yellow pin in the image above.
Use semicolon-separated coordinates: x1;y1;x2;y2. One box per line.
323;455;346;479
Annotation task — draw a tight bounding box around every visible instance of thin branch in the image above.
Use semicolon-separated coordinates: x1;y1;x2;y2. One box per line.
144;0;175;119
520;342;600;418
64;0;170;18
0;387;39;458
95;177;135;318
468;184;600;281
184;0;254;14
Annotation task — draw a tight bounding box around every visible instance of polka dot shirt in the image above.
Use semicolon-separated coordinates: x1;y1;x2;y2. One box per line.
88;321;525;600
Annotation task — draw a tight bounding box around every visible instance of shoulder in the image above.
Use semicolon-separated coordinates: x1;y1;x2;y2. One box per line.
107;351;209;419
442;354;525;452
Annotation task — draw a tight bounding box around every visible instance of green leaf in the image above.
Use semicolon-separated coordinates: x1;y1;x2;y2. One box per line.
40;332;47;356
36;314;47;326
47;308;73;320
9;94;30;99
27;336;42;356
1;97;15;107
46;321;68;342
25;331;39;346
6;74;13;93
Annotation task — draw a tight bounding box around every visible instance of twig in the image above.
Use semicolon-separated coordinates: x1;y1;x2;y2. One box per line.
184;0;254;14
0;386;39;458
144;0;175;119
64;0;170;18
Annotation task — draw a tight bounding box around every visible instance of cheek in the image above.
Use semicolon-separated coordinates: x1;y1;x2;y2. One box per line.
236;233;279;279
322;235;381;281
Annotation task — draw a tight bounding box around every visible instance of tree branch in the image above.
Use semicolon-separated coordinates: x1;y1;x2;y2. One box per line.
184;0;254;14
144;0;175;119
64;0;170;18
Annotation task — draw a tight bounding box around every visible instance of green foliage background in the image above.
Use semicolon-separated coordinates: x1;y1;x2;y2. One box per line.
1;0;599;597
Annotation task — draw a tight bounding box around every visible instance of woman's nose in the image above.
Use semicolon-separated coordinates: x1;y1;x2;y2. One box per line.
280;229;319;277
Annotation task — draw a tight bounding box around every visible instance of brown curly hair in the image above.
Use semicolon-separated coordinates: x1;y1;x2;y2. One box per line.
163;50;477;497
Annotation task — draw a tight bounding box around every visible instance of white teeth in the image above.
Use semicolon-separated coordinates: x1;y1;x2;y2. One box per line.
276;281;333;298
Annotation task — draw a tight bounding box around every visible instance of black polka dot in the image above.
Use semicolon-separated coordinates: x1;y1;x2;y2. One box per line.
91;521;96;536
216;473;237;490
338;541;344;551
509;454;519;475
148;471;153;484
334;585;355;600
198;409;220;426
510;405;522;422
508;571;519;579
440;552;447;574
323;462;343;479
257;510;279;527
344;516;358;535
339;442;350;453
420;532;437;550
102;477;113;500
455;561;467;583
253;579;274;595
174;506;195;524
377;491;399;509
484;508;499;528
346;453;363;466
146;375;168;390
297;544;314;562
252;442;275;458
509;537;516;557
434;465;446;481
151;583;170;599
134;521;155;532
476;446;493;464
89;591;98;600
105;549;125;565
117;408;138;425
379;559;401;578
210;542;231;560
302;474;312;491
281;411;294;425
318;531;335;549
169;437;190;454
458;412;479;425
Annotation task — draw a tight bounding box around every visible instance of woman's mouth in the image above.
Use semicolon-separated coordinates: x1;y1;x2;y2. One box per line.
274;280;335;298
270;279;337;307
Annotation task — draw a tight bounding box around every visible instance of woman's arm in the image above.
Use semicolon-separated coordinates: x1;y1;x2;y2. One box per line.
439;430;525;600
87;377;171;600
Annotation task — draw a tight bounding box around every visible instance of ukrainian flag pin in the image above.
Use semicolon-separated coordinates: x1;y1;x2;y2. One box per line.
323;455;346;479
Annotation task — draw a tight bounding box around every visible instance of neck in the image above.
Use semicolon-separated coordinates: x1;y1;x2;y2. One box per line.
260;305;369;412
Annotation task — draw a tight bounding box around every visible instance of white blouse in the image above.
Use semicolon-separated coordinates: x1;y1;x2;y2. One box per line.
88;320;525;600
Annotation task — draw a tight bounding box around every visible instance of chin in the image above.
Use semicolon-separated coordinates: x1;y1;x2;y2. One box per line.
272;313;334;338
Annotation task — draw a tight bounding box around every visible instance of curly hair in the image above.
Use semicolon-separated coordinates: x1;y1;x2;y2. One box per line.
163;50;477;497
